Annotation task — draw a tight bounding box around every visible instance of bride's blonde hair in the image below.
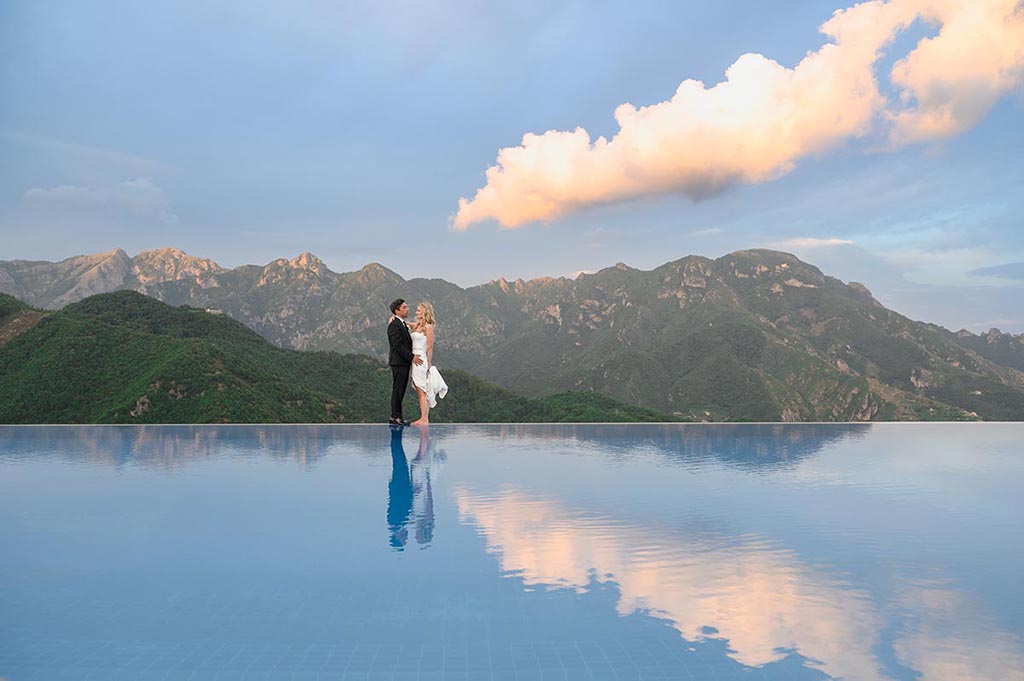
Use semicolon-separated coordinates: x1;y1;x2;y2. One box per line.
415;302;436;328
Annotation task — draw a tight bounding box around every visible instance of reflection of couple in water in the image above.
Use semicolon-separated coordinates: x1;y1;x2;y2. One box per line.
387;425;438;550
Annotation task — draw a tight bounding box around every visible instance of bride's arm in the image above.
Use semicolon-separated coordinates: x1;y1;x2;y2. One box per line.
425;324;435;366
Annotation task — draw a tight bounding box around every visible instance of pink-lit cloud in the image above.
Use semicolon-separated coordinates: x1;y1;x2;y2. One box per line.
457;488;1024;680
452;0;1024;231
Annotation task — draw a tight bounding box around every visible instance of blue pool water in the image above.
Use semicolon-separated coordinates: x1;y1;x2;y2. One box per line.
1;423;1022;681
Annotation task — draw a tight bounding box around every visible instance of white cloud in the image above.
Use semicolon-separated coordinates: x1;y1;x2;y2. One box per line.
453;0;1024;231
689;227;723;237
774;237;856;249
878;245;1024;288
887;1;1024;145
883;246;989;268
967;262;1024;280
24;177;179;224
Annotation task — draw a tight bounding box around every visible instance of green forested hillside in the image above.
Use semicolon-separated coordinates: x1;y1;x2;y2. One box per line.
0;291;674;424
0;293;29;322
452;250;1024;421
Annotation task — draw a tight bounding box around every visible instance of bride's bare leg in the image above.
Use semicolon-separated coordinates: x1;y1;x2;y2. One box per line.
410;386;429;425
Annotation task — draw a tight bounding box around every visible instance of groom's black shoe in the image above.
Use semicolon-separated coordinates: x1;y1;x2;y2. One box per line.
389;417;411;426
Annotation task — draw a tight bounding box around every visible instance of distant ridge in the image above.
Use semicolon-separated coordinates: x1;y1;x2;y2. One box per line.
0;291;672;424
3;248;1023;421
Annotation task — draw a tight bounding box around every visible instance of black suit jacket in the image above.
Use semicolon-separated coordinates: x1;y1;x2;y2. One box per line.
388;317;414;366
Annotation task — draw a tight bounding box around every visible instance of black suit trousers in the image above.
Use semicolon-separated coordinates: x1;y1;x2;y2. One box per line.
390;364;410;419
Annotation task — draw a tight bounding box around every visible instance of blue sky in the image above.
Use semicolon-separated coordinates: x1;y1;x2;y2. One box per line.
1;0;1022;331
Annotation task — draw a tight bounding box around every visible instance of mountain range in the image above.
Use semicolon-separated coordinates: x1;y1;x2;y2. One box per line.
0;291;669;424
3;247;1023;420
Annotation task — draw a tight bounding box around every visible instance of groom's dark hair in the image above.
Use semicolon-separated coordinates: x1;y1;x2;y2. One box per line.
389;298;405;314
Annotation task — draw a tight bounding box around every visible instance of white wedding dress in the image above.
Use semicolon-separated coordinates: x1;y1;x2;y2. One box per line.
410;330;448;408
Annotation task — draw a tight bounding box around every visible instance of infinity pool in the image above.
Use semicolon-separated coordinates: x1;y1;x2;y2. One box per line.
1;424;1022;680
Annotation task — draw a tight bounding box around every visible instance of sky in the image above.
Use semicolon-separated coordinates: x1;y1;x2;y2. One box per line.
1;0;1022;332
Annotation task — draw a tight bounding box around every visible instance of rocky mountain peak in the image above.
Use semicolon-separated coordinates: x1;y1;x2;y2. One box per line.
488;275;536;293
134;247;220;265
132;247;223;285
347;262;402;285
252;253;336;288
289;252;327;271
986;328;1008;343
137;246;185;258
846;282;879;304
969;327;1024;345
725;248;801;263
40;248;136;308
92;248;133;271
719;249;826;287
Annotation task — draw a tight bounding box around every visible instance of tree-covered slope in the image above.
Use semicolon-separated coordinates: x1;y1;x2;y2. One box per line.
0;293;30;322
456;251;1023;421
0;291;675;424
0;293;46;348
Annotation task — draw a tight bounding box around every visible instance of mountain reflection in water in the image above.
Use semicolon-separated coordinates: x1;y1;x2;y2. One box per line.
0;422;867;472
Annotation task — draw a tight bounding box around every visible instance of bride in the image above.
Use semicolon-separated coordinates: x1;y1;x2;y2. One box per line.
409;302;448;426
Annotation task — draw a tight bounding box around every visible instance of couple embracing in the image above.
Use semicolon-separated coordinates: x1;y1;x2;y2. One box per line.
387;298;448;426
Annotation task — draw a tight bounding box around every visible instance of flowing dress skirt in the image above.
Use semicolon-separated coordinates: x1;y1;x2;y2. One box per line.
412;364;448;408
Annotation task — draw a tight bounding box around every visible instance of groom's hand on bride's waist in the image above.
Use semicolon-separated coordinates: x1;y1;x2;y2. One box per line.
412;355;424;365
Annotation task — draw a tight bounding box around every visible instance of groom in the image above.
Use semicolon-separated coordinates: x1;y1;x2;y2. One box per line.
387;298;422;425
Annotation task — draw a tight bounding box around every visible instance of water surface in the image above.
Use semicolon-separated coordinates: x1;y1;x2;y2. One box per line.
1;423;1022;680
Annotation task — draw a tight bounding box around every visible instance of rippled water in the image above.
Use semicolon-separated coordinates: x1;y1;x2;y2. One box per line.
1;423;1022;680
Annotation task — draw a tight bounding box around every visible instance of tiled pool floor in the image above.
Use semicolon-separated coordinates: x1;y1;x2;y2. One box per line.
2;423;1022;680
